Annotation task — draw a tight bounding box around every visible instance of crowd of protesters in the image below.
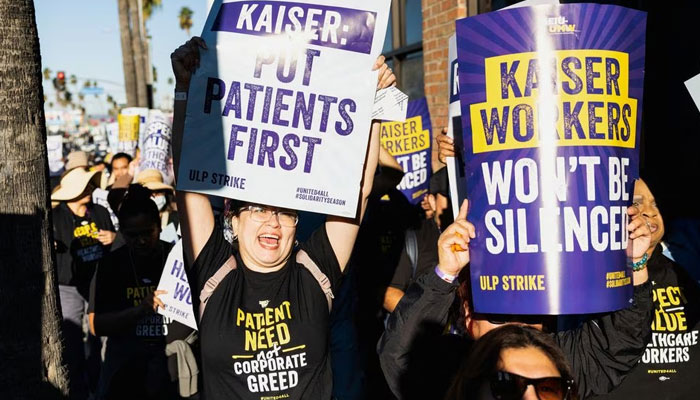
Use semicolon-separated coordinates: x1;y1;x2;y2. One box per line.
47;37;700;400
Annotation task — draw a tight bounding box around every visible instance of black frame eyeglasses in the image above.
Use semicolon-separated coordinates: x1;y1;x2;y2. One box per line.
490;371;574;400
239;205;299;227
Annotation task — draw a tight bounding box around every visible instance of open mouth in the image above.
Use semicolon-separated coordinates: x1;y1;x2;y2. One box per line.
258;234;280;249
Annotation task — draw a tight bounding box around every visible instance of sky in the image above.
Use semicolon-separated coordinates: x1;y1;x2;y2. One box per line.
35;0;211;115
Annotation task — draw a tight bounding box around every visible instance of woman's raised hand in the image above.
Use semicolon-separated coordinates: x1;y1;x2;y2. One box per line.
171;37;208;90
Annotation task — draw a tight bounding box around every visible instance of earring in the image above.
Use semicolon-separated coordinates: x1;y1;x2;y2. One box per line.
294;239;299;247
233;234;238;241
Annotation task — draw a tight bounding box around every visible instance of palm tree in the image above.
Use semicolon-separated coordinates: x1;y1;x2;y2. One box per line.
0;0;69;397
142;0;161;20
129;0;148;107
118;0;137;106
69;74;77;86
42;67;51;80
179;7;194;36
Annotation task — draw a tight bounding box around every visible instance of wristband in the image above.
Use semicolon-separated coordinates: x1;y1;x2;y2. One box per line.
435;265;458;283
174;91;187;101
629;253;648;271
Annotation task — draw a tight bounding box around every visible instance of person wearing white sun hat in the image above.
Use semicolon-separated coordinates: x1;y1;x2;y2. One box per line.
51;167;118;399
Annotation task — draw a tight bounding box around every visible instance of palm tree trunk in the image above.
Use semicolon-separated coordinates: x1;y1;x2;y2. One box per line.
130;0;148;107
0;0;69;397
118;0;138;107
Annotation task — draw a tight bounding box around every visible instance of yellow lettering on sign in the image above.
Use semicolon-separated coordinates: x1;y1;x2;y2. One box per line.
470;50;637;153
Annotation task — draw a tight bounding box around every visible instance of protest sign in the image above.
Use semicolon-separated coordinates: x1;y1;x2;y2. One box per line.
106;122;119;154
156;240;197;330
446;35;468;219
380;98;432;203
117;113;139;156
47;135;64;176
92;188;120;230
456;4;646;314
122;107;149;150
373;86;409;122
686;73;700;113
139;110;173;179
178;0;391;218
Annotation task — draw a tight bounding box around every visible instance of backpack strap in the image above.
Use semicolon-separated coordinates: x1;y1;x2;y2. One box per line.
199;255;237;321
296;250;334;312
197;250;334;320
404;229;419;279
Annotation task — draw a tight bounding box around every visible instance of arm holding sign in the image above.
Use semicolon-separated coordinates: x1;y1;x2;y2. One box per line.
553;204;653;397
379;202;653;398
378;200;473;399
88;262;167;336
171;37;215;266
325;56;396;272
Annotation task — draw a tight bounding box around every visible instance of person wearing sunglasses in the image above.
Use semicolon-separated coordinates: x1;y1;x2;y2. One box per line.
446;324;577;400
378;198;654;400
170;37;396;400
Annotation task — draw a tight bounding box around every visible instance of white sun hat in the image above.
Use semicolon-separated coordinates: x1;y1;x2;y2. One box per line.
51;168;101;201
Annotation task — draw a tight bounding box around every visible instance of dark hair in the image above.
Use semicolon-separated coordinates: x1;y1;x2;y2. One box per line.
452;270;555;335
111;152;133;166
223;198;247;220
117;184;159;227
445;325;578;400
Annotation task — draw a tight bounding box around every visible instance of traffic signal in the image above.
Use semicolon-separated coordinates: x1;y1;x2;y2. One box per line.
56;71;66;91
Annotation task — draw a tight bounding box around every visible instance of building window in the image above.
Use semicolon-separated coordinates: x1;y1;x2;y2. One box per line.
382;0;424;100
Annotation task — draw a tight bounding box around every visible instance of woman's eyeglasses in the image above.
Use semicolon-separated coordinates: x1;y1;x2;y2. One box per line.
490;371;573;400
239;205;299;227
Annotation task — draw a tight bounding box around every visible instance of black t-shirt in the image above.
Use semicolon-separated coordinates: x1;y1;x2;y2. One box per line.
90;241;176;345
53;202;115;293
389;218;441;292
90;241;188;399
594;246;700;400
189;222;342;400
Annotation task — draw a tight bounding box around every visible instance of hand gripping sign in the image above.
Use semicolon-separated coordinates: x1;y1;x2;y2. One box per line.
456;4;646;314
178;0;390;218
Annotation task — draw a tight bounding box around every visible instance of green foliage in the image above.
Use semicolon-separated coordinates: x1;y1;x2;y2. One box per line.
179;7;194;36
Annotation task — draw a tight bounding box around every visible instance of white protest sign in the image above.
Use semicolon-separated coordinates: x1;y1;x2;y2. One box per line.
47;135;64;176
372;86;409;122
106;122;120;154
445;35;467;220
178;0;391;218
686;73;700;113
92;188;120;230
156;240;197;330
504;0;559;9
139;110;173;178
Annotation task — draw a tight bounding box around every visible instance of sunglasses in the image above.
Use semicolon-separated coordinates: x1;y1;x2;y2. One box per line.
490;371;573;400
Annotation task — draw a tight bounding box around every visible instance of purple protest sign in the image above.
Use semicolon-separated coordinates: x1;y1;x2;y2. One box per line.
213;1;377;54
456;4;646;314
380;98;432;204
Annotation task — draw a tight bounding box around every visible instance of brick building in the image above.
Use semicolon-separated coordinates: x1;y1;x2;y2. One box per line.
382;0;490;169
